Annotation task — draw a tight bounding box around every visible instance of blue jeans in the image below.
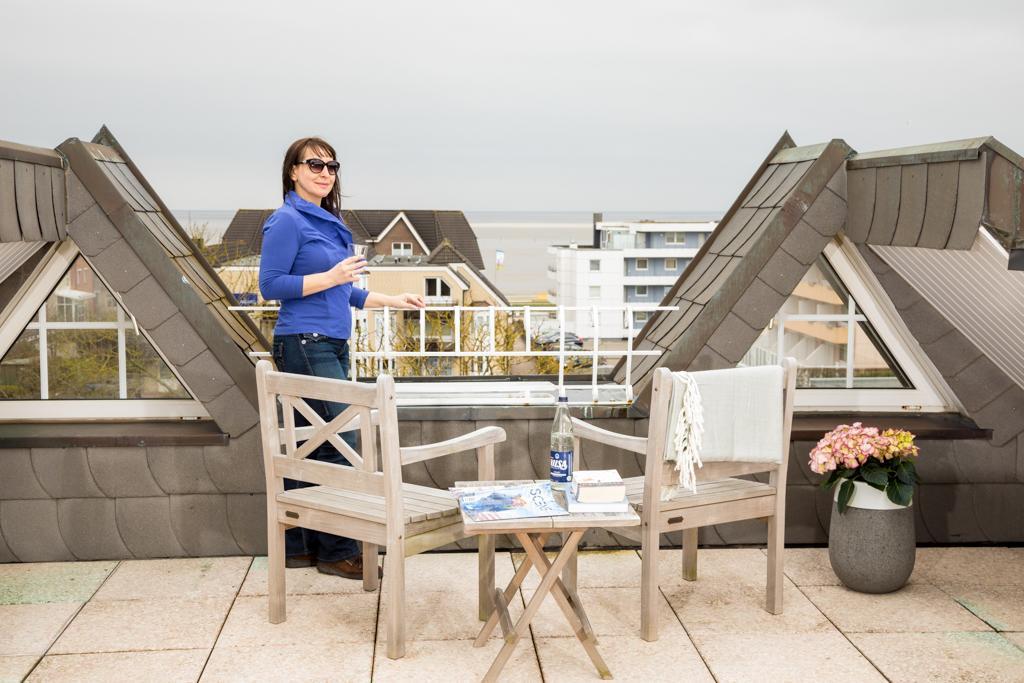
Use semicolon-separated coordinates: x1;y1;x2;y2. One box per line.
272;333;360;563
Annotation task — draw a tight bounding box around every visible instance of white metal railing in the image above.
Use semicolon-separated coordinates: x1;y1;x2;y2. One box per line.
230;304;677;404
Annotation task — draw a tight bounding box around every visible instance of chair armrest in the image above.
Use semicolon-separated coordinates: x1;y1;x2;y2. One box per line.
570;417;647;454
401;426;507;466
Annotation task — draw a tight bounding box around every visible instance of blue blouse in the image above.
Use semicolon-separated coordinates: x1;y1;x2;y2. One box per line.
258;191;369;339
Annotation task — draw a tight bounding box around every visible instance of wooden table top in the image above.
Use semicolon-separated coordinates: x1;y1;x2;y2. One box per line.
454;480;640;534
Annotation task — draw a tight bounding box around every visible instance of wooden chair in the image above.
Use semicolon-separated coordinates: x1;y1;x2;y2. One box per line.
571;359;797;641
255;360;507;659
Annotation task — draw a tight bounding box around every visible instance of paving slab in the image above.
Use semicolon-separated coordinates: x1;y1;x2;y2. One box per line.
692;631;887;683
0;561;116;605
0;603;80;656
649;547;769;588
387;549;517;594
944;586;1024;632
28;650;208;682
371;637;542;682
240;556;380;597
0;655;37;683
850;631;1024;683
802;583;993;633
377;588;523;642
535;630;714;682
663;580;833;636
527;586;680;639
513;549;642;589
93;557;251;601
201;642;373;682
216;594;377;648
773;547;842;586
1003;632;1024;650
50;597;232;654
916;547;1024;587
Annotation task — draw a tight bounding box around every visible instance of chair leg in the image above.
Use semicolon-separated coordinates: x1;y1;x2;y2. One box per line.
766;514;784;615
640;519;660;642
268;522;287;624
682;528;698;582
363;543;379;592
386;540;406;659
478;534;495;621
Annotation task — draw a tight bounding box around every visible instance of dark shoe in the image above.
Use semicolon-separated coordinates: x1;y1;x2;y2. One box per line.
285;554;315;568
317;556;384;580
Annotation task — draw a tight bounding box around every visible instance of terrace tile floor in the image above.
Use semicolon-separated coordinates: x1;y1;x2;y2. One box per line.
1;547;1022;682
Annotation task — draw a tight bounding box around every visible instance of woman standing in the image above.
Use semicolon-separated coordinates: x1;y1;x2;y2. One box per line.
259;137;424;579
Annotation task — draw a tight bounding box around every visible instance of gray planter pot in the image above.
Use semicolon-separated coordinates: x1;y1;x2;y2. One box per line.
828;481;915;593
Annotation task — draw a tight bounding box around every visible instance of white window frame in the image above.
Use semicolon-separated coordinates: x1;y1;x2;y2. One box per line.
635;285;648;297
424;277;451;298
589;259;600;272
635;258;649;271
0;241;208;421
665;232;684;245
589;286;601;298
665;258;678;270
780;237;954;412
392;242;413;256
634;311;650;323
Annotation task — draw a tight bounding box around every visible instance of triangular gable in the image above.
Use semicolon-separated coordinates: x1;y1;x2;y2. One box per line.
616;135;852;402
50;128;262;435
374;211;430;254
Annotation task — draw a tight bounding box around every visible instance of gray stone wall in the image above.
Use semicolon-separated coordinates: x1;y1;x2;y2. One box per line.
1;416;1021;562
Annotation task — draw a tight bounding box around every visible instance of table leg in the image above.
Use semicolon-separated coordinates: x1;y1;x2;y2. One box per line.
481;532;583;683
562;530;579;594
474;533;549;647
521;532;613;680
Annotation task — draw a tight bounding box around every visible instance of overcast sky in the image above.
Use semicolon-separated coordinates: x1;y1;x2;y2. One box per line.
2;1;1022;212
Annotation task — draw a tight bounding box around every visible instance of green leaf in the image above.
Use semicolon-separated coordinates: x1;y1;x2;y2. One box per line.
886;479;914;507
837;480;855;514
821;470;842;489
896;459;917;485
860;464;889;488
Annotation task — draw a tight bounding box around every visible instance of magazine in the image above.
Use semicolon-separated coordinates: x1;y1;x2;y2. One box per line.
456;481;569;522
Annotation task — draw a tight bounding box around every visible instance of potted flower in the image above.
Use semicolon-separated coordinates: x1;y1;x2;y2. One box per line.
809;422;920;593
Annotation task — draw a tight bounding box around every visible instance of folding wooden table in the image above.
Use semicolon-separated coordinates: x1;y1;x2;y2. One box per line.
458;481;640;682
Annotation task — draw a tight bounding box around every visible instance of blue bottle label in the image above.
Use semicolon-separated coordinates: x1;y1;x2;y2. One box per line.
550;450;573;483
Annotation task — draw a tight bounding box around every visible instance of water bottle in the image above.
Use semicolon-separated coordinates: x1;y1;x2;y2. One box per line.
550;395;574;488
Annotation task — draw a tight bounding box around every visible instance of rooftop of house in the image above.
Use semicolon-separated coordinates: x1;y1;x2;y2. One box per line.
217;207;486;270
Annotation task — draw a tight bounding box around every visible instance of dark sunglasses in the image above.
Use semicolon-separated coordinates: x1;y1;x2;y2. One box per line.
299;158;341;175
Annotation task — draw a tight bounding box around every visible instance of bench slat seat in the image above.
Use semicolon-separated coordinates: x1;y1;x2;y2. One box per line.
624;476;774;513
278;483;460;526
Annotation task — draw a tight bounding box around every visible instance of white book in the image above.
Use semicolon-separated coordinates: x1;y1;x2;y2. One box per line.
565;486;630;513
571;469;626;504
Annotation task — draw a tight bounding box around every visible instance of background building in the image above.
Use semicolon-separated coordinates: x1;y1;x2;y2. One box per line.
547;216;717;339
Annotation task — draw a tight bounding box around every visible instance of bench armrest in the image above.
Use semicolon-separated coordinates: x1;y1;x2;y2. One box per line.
570;417;647;455
401;426;507;466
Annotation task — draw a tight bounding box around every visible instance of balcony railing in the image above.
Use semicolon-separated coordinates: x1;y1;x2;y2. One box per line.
230;304;677;405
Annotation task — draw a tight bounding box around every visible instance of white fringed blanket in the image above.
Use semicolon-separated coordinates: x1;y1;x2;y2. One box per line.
662;365;785;500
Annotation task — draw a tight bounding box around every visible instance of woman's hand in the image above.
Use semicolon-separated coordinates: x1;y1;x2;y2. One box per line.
327;255;368;285
391;292;426;309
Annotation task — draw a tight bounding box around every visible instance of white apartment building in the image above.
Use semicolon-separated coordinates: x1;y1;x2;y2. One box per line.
547;218;718;339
